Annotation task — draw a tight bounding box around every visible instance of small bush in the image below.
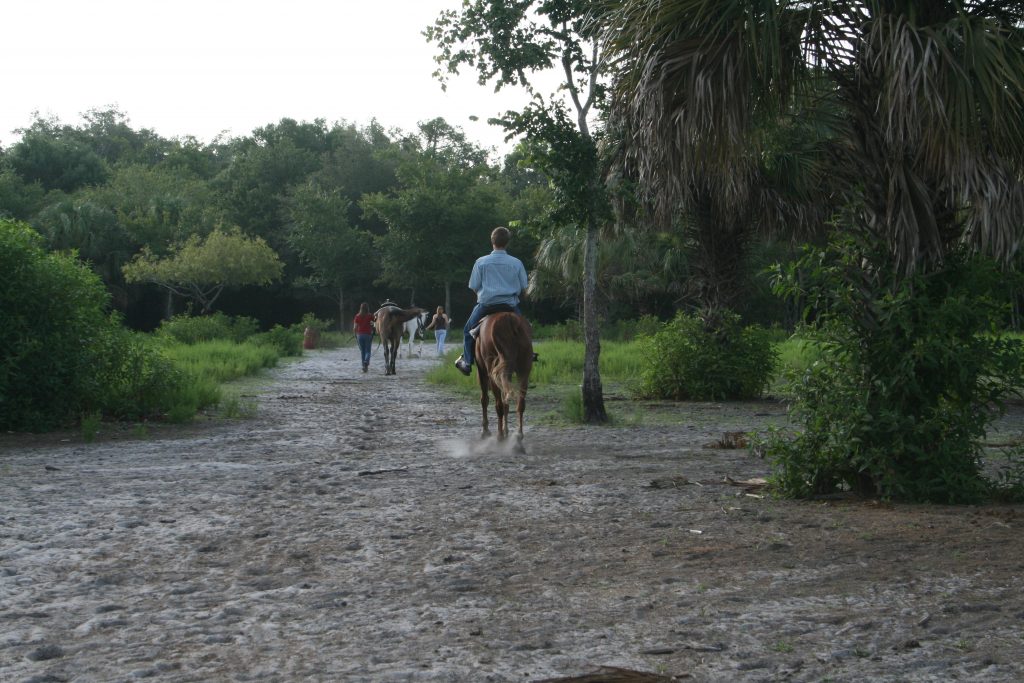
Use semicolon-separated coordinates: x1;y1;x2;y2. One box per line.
764;244;1024;503
157;312;259;345
633;311;778;401
250;324;303;357
298;312;333;333
95;329;204;421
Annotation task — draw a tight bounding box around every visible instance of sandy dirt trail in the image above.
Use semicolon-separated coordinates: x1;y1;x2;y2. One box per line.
2;344;1024;682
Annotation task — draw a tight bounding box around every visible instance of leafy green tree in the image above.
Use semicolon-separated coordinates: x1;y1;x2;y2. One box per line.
213;118;328;247
34;164;222;317
286;180;378;327
34;199;133;307
75;107;169;166
122;228;284;314
8;131;109;193
0;163;47;220
158;135;230;180
315;120;401;233
362;119;509;312
428;0;613;422
94;164;219;250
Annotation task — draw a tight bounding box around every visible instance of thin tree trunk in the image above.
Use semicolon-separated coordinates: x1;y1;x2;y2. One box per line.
581;218;607;423
444;281;451;318
573;98;607;423
165;290;174;320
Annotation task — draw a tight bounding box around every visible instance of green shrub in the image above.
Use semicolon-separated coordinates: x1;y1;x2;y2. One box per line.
0;221;121;430
298;312;333;333
250;324;303;357
0;220;218;429
157;312;259;344
764;244;1024;503
94;328;201;420
633;311;778;401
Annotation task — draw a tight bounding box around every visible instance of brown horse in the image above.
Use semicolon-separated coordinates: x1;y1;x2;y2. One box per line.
474;312;533;451
374;306;425;375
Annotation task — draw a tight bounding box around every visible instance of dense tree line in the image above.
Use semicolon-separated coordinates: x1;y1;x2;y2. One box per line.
1;106;789;335
0;109;566;330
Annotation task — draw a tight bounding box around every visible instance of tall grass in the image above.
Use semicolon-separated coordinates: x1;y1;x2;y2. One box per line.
139;339;281;423
425;340;642;389
161;340;280;382
771;337;821;394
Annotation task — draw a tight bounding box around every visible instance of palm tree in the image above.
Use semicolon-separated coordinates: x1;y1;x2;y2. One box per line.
604;0;1024;274
603;1;1024;501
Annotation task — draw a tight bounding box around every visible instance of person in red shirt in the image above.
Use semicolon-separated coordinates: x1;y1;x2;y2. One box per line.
352;302;374;372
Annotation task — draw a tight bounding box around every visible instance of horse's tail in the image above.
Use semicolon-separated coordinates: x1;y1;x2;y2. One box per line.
490;352;515;407
490;314;531;407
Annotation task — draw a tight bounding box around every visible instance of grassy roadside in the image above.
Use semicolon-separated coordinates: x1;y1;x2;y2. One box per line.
425;336;822;426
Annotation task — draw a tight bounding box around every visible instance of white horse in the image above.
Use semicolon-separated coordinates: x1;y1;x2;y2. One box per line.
401;310;430;358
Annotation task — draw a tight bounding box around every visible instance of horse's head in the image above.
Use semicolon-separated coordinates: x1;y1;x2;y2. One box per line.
416;311;431;336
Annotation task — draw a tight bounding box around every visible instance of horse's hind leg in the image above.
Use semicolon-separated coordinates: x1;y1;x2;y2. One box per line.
478;372;490;439
514;377;528;453
494;384;510;441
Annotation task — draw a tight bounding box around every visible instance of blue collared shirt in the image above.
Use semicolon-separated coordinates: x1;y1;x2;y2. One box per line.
469;249;529;306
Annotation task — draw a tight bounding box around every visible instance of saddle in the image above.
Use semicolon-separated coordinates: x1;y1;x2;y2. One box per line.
469;304;518;338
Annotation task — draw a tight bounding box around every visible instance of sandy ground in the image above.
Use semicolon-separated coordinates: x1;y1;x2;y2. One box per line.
2;343;1024;683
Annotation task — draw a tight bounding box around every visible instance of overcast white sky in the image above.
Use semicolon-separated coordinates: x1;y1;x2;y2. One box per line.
0;0;554;158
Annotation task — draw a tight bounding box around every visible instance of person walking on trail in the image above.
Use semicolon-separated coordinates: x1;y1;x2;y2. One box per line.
425;305;451;357
353;302;374;373
454;226;531;376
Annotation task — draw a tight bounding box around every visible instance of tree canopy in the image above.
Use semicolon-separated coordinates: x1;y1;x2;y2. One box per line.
122;228;284;314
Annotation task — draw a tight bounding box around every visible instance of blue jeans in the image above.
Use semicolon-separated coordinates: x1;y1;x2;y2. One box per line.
462;303;521;365
357;334;372;366
435;329;447;355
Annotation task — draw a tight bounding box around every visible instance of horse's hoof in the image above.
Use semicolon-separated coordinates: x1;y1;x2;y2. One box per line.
480;430;490;440
514;442;526;454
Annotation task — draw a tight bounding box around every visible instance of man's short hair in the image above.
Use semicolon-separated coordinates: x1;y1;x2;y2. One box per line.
491;226;511;248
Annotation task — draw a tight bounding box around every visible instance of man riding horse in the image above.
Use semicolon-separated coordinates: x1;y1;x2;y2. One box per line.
455;226;535;376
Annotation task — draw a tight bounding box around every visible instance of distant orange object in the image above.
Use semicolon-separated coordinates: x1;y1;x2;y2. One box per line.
303;326;319;349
